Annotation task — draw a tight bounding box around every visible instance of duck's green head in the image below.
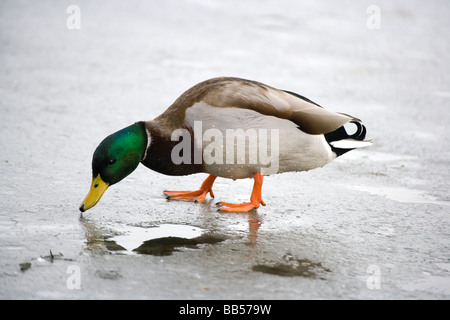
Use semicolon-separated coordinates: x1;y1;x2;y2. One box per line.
80;122;148;212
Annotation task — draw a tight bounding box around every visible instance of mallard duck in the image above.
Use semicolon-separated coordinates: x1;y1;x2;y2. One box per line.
80;77;371;213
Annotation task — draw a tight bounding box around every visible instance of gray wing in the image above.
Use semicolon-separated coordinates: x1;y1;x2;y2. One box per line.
156;77;359;135
200;77;358;135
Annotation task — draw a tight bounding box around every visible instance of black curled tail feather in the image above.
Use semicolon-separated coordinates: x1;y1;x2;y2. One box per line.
348;121;367;140
324;121;368;157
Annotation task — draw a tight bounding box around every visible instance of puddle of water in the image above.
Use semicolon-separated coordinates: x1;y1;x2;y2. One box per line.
111;224;204;251
104;224;226;256
252;256;329;278
133;233;227;256
350;185;449;206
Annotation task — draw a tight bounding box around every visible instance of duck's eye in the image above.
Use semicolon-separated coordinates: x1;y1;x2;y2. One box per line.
108;159;116;166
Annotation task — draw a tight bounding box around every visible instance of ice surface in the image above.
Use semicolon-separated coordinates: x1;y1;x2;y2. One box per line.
0;0;449;299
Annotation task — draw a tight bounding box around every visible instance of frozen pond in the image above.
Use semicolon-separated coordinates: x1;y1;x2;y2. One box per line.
1;0;449;299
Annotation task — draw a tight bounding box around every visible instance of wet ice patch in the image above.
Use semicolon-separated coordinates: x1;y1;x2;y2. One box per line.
104;224;227;256
350;185;449;206
111;224;204;251
252;255;330;278
343;151;416;162
133;233;226;256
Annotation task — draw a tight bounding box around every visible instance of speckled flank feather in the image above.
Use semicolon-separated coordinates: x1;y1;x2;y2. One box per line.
184;103;336;179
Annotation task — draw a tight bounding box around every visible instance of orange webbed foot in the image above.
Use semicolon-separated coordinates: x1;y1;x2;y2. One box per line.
217;201;259;212
217;173;265;213
164;175;216;203
164;189;213;202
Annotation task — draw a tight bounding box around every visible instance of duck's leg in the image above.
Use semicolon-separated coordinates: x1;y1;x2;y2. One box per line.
164;174;216;202
218;173;266;212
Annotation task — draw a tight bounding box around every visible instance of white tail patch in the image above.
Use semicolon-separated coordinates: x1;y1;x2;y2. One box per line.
330;139;372;149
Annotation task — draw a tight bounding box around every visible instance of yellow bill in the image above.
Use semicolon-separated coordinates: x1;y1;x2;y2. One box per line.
79;174;109;212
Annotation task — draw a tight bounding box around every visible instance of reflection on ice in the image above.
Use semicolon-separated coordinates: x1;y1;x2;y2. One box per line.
133;233;226;256
83;222;228;256
111;224;205;252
